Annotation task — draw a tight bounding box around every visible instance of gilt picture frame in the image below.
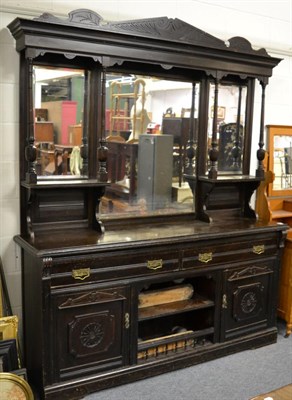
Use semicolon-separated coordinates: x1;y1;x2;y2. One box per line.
0;339;18;372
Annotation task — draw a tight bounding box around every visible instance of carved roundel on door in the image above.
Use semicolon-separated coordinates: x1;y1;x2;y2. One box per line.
80;322;104;348
233;283;264;322
68;311;115;358
240;291;257;314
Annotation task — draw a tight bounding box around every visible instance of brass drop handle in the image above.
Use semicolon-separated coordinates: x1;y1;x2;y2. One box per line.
72;268;91;281
147;259;163;270
222;294;228;309
198;252;213;263
125;313;130;329
253;245;265;255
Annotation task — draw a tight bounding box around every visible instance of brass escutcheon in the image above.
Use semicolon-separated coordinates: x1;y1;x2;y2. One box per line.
147;259;163;270
253;245;265;255
72;268;91;281
125;313;130;329
198;252;213;263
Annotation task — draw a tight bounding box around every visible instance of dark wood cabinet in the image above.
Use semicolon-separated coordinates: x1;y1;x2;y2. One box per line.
15;220;286;399
8;8;288;400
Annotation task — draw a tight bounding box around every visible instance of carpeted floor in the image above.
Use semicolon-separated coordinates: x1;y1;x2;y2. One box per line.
83;319;292;400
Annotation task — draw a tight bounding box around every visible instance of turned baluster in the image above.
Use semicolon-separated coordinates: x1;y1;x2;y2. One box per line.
25;57;37;183
97;67;108;182
208;78;219;179
80;70;89;176
256;78;268;178
185;82;197;175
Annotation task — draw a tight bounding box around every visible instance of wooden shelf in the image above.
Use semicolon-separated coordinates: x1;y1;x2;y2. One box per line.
272;209;292;219
138;295;214;321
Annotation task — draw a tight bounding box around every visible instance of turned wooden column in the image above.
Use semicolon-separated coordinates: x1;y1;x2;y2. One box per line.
256;78;268;178
97;67;108;182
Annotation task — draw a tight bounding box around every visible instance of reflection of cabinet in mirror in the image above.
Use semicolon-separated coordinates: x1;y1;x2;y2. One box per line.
8;9;288;400
42;100;77;145
162;117;190;187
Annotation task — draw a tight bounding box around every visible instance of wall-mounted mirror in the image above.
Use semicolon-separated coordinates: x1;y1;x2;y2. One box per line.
33;66;86;177
267;125;292;196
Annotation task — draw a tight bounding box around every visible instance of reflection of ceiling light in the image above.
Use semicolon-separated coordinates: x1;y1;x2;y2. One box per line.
34;67;83;83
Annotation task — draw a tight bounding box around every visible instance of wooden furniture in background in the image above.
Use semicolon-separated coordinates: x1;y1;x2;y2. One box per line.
34;122;54;143
255;126;292;337
162;117;190;187
68;124;82;146
278;233;292;337
35;108;48;121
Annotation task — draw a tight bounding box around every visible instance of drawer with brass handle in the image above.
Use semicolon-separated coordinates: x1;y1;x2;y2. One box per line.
182;233;278;270
49;249;180;286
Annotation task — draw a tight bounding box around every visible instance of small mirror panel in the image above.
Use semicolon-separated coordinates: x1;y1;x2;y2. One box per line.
207;83;247;174
33;66;86;176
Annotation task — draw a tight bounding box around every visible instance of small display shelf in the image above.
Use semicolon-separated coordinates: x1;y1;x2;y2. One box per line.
138;295;214;321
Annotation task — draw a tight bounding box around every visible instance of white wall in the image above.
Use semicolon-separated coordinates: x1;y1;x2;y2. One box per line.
0;0;291;335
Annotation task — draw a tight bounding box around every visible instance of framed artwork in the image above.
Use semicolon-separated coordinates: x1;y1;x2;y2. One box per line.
0;339;18;372
11;368;28;381
0;315;18;341
0;372;34;400
211;106;226;120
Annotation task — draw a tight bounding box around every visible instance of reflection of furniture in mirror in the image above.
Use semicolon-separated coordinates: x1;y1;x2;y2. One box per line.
162;117;190;187
9;9;287;400
68;124;82;146
35;122;54;143
109;78;149;142
218;123;243;171
34;122;55;174
105;141;138;208
42;100;77;144
255;125;292;337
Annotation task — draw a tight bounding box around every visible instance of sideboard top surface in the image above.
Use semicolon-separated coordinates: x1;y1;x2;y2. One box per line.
14;217;287;257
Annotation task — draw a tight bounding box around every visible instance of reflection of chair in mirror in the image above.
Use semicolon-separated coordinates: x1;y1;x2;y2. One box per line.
108;78;149;143
218;123;243;172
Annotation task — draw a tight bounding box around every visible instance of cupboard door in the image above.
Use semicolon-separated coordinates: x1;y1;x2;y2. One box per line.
221;260;275;341
51;285;130;382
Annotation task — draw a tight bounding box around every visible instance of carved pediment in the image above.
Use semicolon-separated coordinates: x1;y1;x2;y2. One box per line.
108;16;227;49
34;9;266;56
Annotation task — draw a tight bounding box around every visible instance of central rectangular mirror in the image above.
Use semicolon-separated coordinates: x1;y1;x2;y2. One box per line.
101;73;198;219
